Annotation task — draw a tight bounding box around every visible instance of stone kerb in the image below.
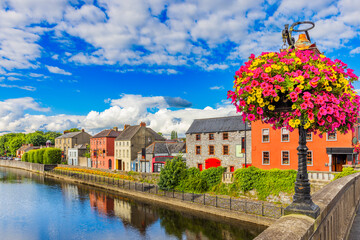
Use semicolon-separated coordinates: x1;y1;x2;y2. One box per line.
255;172;360;240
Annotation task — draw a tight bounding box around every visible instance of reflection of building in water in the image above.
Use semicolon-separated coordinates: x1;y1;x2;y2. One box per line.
89;191;114;216
61;183;79;200
185;229;234;240
114;198;132;223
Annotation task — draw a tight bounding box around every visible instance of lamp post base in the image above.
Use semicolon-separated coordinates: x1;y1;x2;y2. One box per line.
285;201;320;219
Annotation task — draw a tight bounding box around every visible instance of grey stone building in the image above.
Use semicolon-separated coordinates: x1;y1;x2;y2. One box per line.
186;116;251;172
55;130;92;160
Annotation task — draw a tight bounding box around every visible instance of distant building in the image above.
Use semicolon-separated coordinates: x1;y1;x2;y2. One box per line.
55;130;92;160
251;121;359;172
16;144;40;158
186;116;251;172
68;144;89;167
114;122;165;171
90;127;122;170
133;141;186;173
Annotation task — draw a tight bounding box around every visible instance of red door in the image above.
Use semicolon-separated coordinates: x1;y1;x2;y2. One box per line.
198;163;203;171
230;166;234;172
205;158;221;169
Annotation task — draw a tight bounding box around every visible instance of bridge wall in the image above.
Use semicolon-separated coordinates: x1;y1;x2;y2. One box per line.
255;172;360;240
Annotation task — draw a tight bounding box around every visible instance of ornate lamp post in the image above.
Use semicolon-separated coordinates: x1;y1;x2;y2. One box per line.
228;21;360;219
280;21;320;218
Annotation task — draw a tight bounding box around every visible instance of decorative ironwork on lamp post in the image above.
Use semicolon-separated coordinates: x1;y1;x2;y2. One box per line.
280;21;320;219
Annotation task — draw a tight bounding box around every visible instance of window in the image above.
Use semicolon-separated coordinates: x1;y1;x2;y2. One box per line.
262;151;270;165
209;145;215;155
153;163;165;173
209;133;214;140
307;151;313;166
281;128;289;142
262;129;269;142
241;137;246;153
223;132;229;140
281;151;290;165
223;145;229;155
306;132;313;141
196;146;201;155
327;132;337;141
196;134;201;141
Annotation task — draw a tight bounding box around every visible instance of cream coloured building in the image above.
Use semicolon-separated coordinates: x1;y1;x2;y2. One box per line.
114;122;165;171
55;130;92;160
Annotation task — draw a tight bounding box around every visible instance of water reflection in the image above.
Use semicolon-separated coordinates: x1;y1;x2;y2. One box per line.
0;167;266;240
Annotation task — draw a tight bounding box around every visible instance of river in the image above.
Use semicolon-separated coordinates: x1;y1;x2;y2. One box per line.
0;167;266;240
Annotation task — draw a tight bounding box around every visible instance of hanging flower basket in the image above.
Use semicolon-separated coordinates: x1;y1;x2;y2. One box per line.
228;50;360;135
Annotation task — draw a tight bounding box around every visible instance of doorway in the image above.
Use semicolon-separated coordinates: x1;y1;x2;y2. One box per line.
332;155;347;172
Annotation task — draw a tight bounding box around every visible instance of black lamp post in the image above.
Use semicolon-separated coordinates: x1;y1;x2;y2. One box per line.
280;21;320;219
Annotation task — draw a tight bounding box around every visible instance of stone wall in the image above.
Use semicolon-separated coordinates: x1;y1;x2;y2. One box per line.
255;172;360;240
186;130;251;171
0;160;57;172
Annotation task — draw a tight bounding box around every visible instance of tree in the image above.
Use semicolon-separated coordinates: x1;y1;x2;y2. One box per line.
158;155;187;190
26;133;47;146
22;152;28;162
157;132;163;136
8;135;26;155
43;148;62;164
64;128;81;132
44;131;62;144
170;131;178;140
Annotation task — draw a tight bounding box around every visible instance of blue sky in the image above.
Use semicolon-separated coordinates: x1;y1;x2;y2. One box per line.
1;0;360;136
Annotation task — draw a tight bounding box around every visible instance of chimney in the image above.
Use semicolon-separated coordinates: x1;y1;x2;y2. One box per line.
124;124;130;130
82;129;85;132
113;127;118;132
140;122;146;127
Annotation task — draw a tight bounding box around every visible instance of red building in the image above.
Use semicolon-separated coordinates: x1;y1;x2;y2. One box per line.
252;121;359;172
90;127;122;170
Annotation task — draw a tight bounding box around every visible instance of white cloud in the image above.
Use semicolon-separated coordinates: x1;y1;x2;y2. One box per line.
0;95;236;136
210;86;224;90
0;84;36;91
350;47;360;55
45;65;72;75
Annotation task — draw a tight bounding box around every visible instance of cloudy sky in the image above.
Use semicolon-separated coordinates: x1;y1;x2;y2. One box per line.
1;0;360;136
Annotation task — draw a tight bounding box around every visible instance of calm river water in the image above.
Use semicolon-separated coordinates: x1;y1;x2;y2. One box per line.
0;167;266;240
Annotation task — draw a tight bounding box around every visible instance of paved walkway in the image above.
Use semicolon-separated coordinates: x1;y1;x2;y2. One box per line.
348;205;360;239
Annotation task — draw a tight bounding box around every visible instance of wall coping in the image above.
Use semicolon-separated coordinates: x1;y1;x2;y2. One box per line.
255;172;360;239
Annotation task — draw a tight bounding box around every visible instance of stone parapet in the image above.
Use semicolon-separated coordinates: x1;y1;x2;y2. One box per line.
255;172;360;239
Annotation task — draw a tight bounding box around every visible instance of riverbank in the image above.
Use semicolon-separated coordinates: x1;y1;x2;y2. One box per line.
0;160;274;226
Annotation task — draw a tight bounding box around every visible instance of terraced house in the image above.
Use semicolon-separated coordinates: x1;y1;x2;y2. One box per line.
186;116;251;172
55;130;92;160
90;127;122;170
114;122;165;172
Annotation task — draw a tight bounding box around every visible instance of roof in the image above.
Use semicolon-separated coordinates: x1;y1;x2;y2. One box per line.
56;132;82;139
115;126;165;141
186;116;250;134
92;129;122;138
25;146;40;152
17;144;30;152
142;141;186;155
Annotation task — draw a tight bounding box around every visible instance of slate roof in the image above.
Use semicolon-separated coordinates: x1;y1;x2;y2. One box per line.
17;144;30;152
143;142;186;155
56;132;82;139
25;146;40;152
71;144;87;150
116;126;165;141
92;129;122;138
186;116;251;134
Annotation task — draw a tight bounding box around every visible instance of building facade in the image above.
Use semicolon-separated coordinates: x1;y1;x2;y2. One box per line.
133;141;186;173
251;121;358;172
90;127;121;170
114;122;165;172
55;130;92;160
67;144;87;166
186;116;251;172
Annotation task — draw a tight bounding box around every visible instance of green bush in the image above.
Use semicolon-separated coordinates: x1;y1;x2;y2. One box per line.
37;148;46;164
200;167;226;189
178;167;208;193
43;148;62;164
158;155;187;190
28;150;36;163
333;167;359;181
21;152;28;162
233;167;297;200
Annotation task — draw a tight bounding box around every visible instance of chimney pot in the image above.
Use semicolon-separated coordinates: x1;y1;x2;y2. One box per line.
82;129;84;132
124;124;130;130
113;127;118;132
140;122;146;127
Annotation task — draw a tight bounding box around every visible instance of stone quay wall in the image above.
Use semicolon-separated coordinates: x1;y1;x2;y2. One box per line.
255;172;360;240
0;160;57;172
